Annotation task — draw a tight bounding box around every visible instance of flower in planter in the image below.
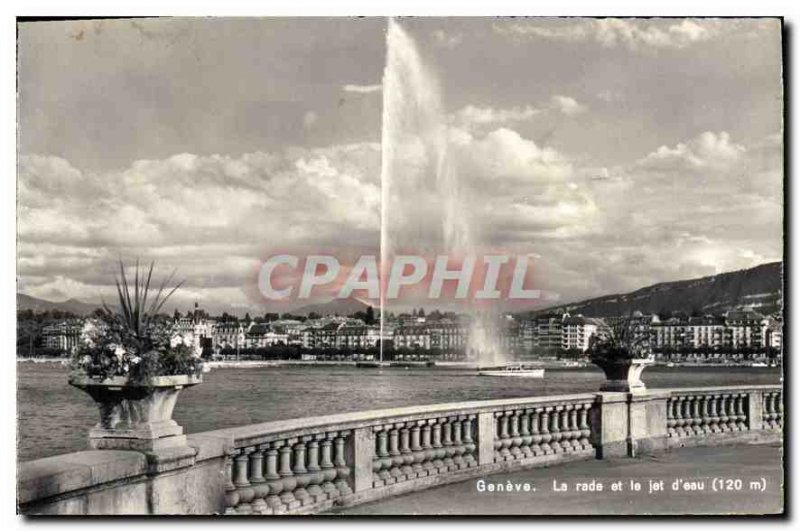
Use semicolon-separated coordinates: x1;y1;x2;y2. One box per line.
70;259;204;383
587;315;653;366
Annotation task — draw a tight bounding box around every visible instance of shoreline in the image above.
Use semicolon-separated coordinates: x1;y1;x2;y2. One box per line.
16;358;781;371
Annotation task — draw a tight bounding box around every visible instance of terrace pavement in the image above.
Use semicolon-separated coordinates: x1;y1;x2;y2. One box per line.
332;443;783;516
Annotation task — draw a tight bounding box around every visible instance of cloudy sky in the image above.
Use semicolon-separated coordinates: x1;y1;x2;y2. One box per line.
17;17;783;314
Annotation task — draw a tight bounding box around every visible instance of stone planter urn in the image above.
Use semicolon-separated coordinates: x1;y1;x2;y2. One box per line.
69;373;201;451
592;358;653;393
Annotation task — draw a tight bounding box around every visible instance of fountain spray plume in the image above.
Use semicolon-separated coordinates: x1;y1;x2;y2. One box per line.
380;18;503;365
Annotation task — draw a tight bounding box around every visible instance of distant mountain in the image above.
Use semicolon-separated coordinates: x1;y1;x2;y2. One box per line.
527;262;783;318
17;293;103;316
292;297;372;317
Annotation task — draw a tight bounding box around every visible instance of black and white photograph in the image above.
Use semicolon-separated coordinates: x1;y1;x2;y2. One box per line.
13;14;784;517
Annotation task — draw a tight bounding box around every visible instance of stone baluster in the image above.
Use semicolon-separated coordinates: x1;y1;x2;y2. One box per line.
233;447;255;514
708;395;721;433
680;396;691;436
715;395;727;432
333;432;353;495
560;406;574;452
716;395;725;432
420;421;437;475
703;395;715;435
291;439;312;506
398;425;414;479
388;425;403;482
431;419;446;472
530;408;543;456
319;433;339;500
453;416;468;469
264;442;286;512
690;396;703;435
518;409;533;458
568;405;581;451
549;406;563;453
765;393;774;428
497;412;512;461
772;392;781;428
764;392;777;429
277;440;300;510
371;427;382;487
770;393;779;427
761;393;771;429
223;450;239;514
508;411;523;460
579;403;592;450
694;396;706;434
409;423;425;476
305;436;327;503
736;394;747;431
372;427;389;487
729;394;741;431
249;445;269;514
441;418;456;470
540;408;553;454
688;396;699;436
666;397;678;437
676;396;689;437
734;394;747;431
462;416;477;467
719;395;733;432
492;412;503;462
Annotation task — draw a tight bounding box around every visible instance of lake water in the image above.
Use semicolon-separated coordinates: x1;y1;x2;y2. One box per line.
17;362;782;461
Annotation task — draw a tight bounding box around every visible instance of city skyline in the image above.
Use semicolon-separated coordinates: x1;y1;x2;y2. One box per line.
17;18;783;315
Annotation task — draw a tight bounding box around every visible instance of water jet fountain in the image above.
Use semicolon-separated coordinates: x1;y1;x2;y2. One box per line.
379;18;505;366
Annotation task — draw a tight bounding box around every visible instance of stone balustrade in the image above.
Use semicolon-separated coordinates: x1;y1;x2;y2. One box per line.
665;386;782;448
214;394;596;515
493;401;594;463
762;390;783;430
223;431;353;515
371;415;479;489
18;384;782;516
667;392;750;437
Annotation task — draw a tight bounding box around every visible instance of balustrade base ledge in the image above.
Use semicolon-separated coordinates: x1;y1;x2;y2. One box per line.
667;429;781;450
338;449;595;511
17;451;149;507
635;435;669;455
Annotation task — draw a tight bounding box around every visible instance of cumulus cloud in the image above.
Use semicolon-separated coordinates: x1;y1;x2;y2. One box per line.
636;131;745;172
451;96;585;130
342;84;382;94
384;122;596;258
451;105;541;127
550;95;587;116
17;126;781;313
578;130;783;295
494;18;726;52
18;143;382;311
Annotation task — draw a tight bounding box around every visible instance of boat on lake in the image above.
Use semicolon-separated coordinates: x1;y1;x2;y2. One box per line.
478;363;545;378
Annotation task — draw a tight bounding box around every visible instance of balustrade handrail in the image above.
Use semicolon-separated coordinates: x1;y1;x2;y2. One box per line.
194;385;781;449
665;384;781;395
197;393;598;448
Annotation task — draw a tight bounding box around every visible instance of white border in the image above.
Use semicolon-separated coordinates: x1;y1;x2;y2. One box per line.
2;2;796;529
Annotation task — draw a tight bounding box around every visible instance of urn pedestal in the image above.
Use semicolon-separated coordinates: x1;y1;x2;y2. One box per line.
593;358;653;393
69;374;201;451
